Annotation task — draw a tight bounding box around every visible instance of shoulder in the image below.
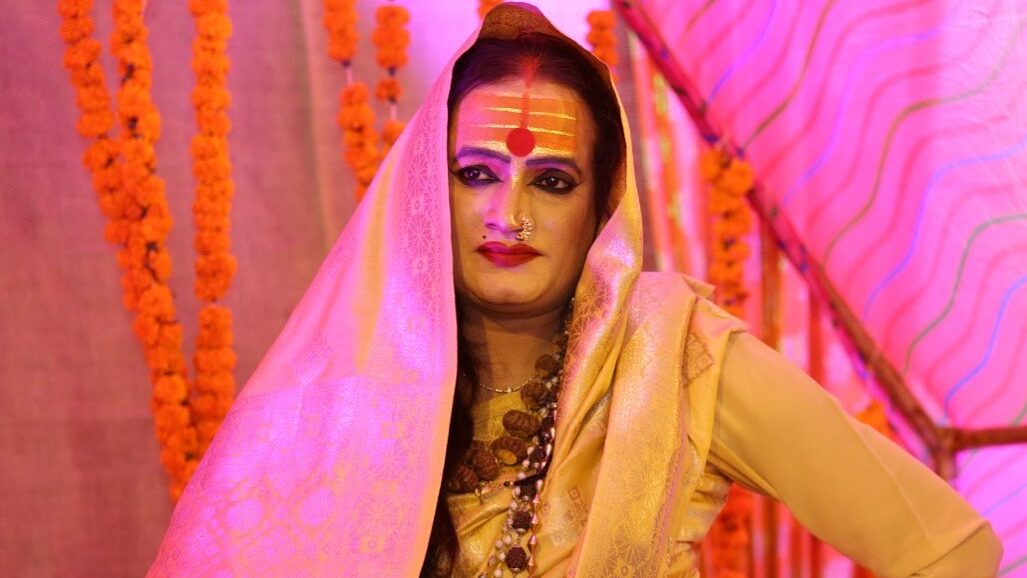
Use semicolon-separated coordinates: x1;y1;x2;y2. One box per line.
629;272;749;334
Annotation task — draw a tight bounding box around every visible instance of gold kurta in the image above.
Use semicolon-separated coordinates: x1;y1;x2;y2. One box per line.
450;323;1000;577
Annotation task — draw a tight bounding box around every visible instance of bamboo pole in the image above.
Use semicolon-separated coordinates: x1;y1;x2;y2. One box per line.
760;219;782;578
808;297;825;578
945;426;1027;451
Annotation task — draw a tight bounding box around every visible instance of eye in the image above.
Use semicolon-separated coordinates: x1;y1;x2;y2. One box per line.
534;171;576;193
454;165;499;186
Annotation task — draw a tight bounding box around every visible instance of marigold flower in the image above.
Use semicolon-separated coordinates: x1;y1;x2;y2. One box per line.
195;231;231;255
153;375;189;404
190;394;218;417
194;12;232;40
587;10;615;28
191;53;230;78
341;82;370;105
64;37;101;67
478;0;503;20
157;322;185;349
382;119;405;149
154;403;191;433
145;345;178;375
376;48;408;70
197;372;235;396
117;40;155;71
376;5;409;26
148;248;173;281
103;219;130;245
720;158;754;195
133;314;161;345
376;78;403;102
191;86;231;111
139;284;175;317
58;0;89;19
188;0;228;14
195;111;231;134
324;0;359;63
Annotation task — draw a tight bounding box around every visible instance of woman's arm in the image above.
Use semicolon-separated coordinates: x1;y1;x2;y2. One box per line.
707;331;1002;578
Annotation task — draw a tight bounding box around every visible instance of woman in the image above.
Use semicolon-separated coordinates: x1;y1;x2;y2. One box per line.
148;4;1001;577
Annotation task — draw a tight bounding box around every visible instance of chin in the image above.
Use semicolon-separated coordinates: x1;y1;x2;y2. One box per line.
470;287;543;310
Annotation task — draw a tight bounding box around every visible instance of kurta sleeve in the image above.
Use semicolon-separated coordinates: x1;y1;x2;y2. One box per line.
707;331;1002;578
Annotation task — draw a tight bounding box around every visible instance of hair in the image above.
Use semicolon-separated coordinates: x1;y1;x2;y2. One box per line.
419;32;626;577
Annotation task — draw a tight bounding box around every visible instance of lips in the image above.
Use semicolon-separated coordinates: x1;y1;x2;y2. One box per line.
476;242;541;267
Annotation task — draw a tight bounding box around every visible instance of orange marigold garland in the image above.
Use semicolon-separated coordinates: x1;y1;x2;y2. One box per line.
708;485;753;578
58;0;120;239
478;0;503;20
61;0;242;501
372;3;409;153
701;146;755;577
188;0;237;455
701;147;753;317
338;83;380;197
325;0;380;200
112;0;200;501
586;10;618;70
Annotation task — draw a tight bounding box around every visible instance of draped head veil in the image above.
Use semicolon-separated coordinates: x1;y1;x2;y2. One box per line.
147;4;744;576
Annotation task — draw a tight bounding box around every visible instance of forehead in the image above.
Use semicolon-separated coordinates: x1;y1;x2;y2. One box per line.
452;79;588;157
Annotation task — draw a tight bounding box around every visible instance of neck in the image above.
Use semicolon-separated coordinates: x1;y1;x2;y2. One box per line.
458;299;567;403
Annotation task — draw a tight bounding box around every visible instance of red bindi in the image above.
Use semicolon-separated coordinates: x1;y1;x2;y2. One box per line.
506;126;536;156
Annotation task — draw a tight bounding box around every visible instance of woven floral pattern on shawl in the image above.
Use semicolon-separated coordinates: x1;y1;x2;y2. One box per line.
147;46;455;578
533;273;745;577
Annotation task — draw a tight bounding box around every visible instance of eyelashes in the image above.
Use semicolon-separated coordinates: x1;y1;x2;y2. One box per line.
534;173;575;192
451;165;579;194
453;165;499;186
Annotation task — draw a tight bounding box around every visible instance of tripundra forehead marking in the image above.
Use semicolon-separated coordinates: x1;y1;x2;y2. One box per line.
459;90;579;157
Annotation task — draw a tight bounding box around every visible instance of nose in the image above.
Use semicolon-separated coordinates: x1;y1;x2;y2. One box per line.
484;180;527;237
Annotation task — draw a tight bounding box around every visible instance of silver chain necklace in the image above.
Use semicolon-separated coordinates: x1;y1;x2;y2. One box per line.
476;375;536;394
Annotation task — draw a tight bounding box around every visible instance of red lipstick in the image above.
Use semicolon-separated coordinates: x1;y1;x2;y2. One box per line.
476;242;541;267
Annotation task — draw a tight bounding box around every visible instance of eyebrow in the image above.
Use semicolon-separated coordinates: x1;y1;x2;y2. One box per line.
454;147;579;173
454;146;510;164
526;156;579;173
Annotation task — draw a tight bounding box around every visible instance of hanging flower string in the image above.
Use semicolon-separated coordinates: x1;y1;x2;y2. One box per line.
700;147;753;317
188;0;237;455
114;0;202;501
58;0;118;237
325;0;380;200
586;10;618;71
478;0;503;20
701;146;755;577
708;486;752;578
372;3;409;153
59;0;201;499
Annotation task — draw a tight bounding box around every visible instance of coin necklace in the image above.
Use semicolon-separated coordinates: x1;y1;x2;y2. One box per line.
448;303;572;577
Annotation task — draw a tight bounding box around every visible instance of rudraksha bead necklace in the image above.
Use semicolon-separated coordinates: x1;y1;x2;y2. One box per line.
448;301;572;577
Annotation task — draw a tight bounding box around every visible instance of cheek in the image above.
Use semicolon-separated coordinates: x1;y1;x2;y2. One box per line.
549;197;596;266
449;188;477;244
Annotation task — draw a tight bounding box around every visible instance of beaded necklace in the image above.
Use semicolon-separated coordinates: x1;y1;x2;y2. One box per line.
448;303;572;577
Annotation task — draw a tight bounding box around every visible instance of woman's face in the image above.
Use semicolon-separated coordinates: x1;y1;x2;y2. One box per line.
449;77;598;317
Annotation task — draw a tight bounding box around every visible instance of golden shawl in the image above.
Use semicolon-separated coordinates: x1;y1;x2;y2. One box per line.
147;4;746;576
